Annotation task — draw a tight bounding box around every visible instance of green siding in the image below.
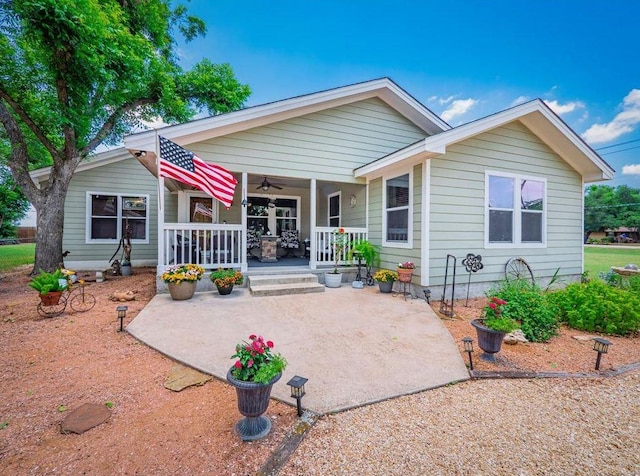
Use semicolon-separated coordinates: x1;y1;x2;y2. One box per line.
191;98;427;183
428;121;583;287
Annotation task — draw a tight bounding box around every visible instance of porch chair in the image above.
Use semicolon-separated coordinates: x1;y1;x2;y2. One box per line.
246;229;261;259
280;229;300;257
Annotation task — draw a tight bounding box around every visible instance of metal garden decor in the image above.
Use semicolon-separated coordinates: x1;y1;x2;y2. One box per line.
462;253;484;306
439;254;457;318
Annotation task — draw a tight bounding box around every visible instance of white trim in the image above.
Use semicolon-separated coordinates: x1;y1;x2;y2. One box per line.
382;169;413;249
85;191;150;244
355;99;614;183
328;191;341;227
241;172;248;272
310;179;317;270
581;177;585;273
484;171;547;248
421;159;431;286
124;78;449;152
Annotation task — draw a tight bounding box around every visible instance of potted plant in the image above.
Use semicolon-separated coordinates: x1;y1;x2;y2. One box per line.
209;268;244;295
348;239;380;286
227;334;287;441
160;264;205;300
373;269;398;293
397;261;415;283
471;296;520;360
324;228;349;288
29;269;68;305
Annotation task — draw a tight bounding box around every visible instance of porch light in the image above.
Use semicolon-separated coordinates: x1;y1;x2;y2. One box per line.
462;337;474;370
286;375;308;417
593;337;612;370
116;305;128;332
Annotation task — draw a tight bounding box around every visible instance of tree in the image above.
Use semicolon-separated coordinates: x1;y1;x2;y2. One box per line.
584;184;640;242
0;166;29;237
0;0;250;272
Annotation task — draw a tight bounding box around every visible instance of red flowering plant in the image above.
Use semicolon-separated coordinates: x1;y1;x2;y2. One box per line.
482;296;520;333
329;228;350;274
231;334;287;384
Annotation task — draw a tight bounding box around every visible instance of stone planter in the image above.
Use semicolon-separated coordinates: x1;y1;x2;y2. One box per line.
377;281;393;293
216;284;234;295
226;368;281;441
471;318;506;361
167;281;197;301
324;272;342;288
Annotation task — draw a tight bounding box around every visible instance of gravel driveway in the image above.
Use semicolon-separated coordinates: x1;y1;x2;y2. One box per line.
280;371;640;475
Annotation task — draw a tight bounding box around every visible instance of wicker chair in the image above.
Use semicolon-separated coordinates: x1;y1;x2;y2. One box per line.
280;229;300;257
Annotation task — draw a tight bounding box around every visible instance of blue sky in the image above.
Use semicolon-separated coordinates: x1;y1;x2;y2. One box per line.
176;0;640;187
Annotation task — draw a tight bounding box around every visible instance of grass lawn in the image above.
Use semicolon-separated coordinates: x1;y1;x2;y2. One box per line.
584;246;640;277
0;243;35;272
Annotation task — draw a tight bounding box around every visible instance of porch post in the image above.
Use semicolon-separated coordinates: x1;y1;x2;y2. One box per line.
310;178;317;270
155;131;165;274
241;172;248;272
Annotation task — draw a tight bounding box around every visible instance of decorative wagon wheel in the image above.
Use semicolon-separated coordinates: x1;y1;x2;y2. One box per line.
505;257;534;283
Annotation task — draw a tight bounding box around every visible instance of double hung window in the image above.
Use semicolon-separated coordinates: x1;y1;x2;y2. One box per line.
88;193;149;242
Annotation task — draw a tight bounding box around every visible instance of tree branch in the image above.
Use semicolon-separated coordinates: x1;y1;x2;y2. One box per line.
0;86;61;161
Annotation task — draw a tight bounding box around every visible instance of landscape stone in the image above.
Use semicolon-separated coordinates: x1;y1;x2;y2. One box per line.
504;329;528;345
164;364;212;392
60;403;111;434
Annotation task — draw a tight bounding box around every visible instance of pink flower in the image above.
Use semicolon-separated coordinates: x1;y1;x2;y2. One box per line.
249;334;257;340
257;347;264;354
253;341;262;351
266;341;274;348
247;359;254;368
234;360;242;369
488;302;497;310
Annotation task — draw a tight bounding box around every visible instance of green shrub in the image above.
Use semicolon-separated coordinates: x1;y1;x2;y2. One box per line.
487;279;559;342
550;280;640;336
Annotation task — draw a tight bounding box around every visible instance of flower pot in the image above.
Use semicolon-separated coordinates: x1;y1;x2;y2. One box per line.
40;291;62;306
471;318;506;361
397;268;413;283
121;264;133;276
167;281;197;300
324;272;342;288
226;368;281;441
216;283;234;295
377;281;393;293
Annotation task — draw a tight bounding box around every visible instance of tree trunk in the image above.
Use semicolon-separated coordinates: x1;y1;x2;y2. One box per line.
30;167;75;273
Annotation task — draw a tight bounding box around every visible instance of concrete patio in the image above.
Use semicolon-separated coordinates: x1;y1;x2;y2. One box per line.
126;284;470;414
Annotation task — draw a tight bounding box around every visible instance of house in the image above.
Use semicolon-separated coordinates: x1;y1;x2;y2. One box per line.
32;78;614;297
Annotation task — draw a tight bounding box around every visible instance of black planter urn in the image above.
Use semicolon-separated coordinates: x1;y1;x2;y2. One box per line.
471;319;506;361
226;368;281;441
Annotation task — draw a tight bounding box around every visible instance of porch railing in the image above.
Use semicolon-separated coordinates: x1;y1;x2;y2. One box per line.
163;223;242;270
313;227;368;268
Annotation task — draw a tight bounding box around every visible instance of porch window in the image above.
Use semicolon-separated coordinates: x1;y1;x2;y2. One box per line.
87;193;149;242
486;172;545;246
247;195;299;235
384;173;411;245
328;192;341;227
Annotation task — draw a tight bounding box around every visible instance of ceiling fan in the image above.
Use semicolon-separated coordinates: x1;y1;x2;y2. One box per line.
257;177;283;191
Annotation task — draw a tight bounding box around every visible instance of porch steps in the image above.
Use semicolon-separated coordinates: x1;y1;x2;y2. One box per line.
248;273;325;297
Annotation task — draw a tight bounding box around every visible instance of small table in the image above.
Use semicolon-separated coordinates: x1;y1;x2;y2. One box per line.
260;236;278;262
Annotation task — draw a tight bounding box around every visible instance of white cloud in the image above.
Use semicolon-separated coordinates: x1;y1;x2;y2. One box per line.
544;99;585;115
438;95;455;105
582;89;640;144
622;164;640;175
441;98;478;122
511;96;529;107
427;95;438;102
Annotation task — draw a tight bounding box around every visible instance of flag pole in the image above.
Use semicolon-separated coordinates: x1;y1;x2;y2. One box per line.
155;130;165;271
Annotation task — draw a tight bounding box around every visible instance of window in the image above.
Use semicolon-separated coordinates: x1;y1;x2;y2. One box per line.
328;192;341;227
189;196;214;223
383;172;411;246
486;172;545;246
247;195;299;235
88;193;149;242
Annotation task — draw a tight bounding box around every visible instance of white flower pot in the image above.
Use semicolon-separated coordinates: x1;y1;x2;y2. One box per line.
324;272;342;288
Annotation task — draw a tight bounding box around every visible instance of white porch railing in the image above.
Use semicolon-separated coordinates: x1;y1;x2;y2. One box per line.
313;227;368;268
163;223;243;270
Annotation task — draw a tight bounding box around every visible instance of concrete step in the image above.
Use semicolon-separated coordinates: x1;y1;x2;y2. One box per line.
248;273;319;287
250;282;325;297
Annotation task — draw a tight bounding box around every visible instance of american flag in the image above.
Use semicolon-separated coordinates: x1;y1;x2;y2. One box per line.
158;136;237;208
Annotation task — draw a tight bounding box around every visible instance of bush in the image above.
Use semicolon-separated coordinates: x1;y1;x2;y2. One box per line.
550;280;640;336
487;279;559;342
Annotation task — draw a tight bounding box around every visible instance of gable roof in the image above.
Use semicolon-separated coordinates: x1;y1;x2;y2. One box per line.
123;77;450;153
355;99;614;183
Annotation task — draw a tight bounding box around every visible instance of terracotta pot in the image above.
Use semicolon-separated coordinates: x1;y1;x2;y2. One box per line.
471;318;506;361
378;281;393;293
167;281;197;300
324;272;342;288
216;284;234;295
397;268;413;283
40;291;63;306
226;368;281;441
